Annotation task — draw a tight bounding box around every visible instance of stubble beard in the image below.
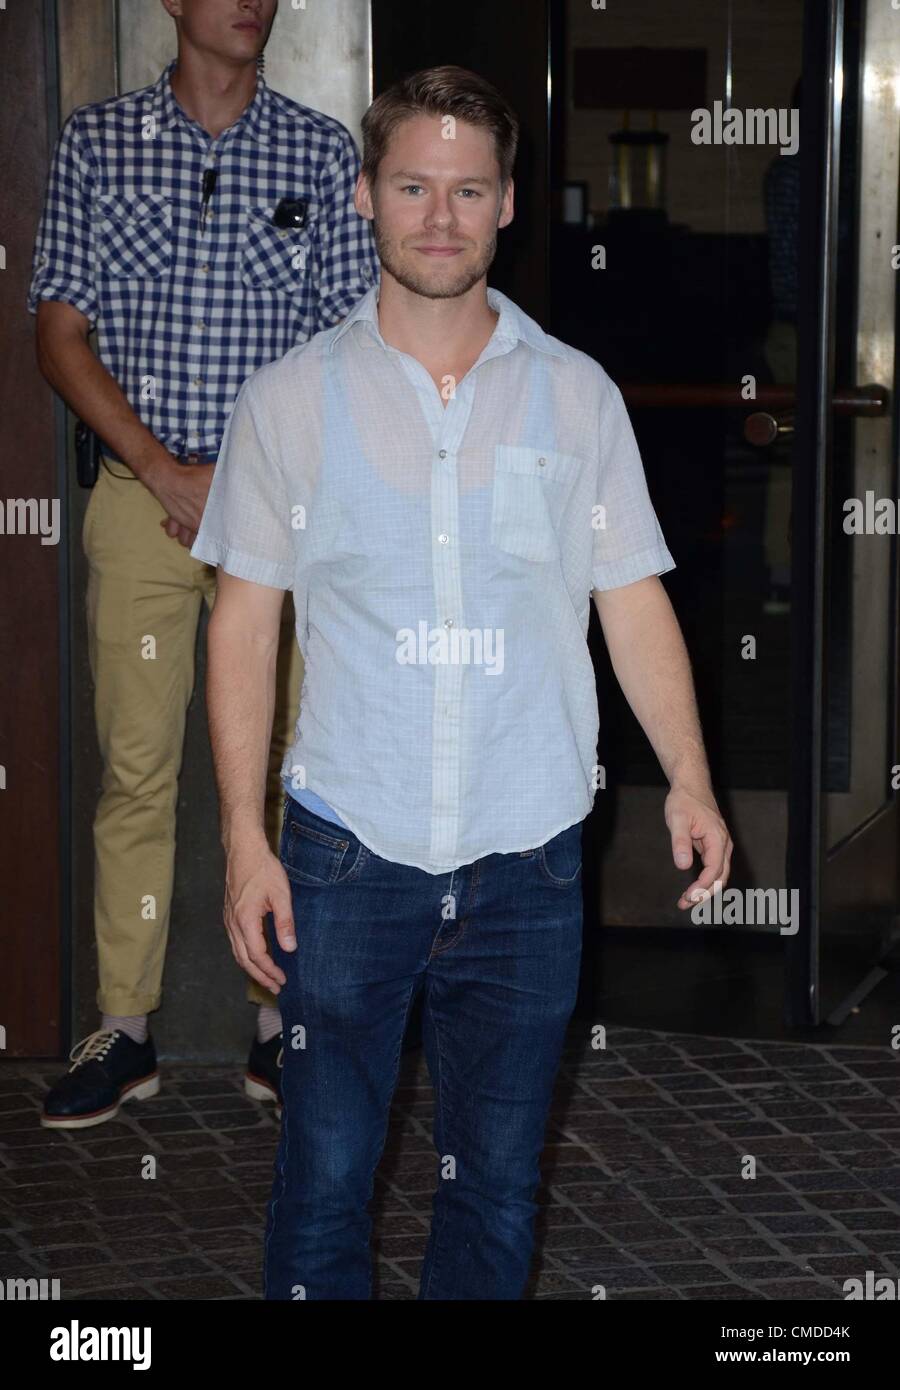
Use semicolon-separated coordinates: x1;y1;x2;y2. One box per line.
373;219;498;300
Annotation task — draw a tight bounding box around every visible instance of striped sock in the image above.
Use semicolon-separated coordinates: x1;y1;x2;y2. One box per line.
256;1004;282;1044
100;1013;148;1045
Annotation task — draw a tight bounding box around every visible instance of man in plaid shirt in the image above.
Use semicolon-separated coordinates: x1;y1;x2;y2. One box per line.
28;0;378;1129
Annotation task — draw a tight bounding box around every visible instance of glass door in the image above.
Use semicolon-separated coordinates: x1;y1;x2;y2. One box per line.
549;0;897;1031
786;0;899;1027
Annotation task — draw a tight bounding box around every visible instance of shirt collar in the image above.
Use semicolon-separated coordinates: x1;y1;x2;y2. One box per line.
327;284;566;361
150;59;272;145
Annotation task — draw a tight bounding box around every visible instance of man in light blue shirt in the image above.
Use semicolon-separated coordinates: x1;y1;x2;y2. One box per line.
191;65;732;1300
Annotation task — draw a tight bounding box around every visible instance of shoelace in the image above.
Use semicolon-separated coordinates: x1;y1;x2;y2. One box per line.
68;1028;121;1071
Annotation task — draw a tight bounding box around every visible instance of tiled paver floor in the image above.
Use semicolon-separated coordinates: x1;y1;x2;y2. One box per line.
2;1027;899;1299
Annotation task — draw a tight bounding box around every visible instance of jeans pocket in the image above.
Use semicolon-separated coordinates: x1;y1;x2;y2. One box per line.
281;813;366;886
537;821;583;888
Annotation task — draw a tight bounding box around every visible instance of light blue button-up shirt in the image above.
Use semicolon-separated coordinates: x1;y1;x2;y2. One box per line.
191;285;676;873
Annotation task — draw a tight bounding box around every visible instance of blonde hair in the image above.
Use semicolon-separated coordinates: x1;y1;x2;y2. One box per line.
361;65;519;187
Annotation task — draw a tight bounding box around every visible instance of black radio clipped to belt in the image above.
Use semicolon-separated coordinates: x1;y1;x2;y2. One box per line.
74;419;101;489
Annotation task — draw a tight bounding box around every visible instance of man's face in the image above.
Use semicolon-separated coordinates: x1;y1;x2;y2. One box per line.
356;114;514;301
164;0;277;62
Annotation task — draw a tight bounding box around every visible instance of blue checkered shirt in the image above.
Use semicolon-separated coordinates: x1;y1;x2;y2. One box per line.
27;60;379;457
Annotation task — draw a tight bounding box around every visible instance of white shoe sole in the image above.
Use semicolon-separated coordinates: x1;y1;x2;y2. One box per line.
40;1072;161;1130
244;1074;282;1120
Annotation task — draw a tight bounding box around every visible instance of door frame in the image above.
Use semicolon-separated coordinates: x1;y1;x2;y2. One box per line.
786;0;900;1027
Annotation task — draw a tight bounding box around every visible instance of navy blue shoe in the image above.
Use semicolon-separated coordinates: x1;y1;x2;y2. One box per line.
41;1029;160;1129
245;1032;283;1119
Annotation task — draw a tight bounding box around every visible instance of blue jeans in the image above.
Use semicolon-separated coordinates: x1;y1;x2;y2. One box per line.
263;796;584;1300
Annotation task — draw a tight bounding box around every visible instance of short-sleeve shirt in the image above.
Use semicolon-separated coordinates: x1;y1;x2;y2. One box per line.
27;59;379;457
191;285;676;874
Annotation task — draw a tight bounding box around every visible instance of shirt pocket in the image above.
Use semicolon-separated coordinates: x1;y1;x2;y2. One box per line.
95;193;173;278
240;206;314;293
490;445;580;562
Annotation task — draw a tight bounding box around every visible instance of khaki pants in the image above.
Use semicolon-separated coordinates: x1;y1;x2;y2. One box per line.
83;456;303;1015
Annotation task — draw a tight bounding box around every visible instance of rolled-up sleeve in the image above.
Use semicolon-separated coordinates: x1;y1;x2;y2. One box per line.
27;110;99;323
312;126;379;334
191;374;295;590
591;378;676;591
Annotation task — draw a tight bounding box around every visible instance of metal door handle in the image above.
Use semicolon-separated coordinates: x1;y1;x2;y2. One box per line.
740;384;887;446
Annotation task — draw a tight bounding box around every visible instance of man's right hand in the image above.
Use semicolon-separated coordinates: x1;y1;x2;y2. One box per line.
223;839;297;994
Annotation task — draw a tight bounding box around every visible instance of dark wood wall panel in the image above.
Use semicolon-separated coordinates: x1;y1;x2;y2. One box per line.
0;0;63;1055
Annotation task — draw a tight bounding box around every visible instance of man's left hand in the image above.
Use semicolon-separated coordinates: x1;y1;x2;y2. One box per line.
665;785;733;911
160;515;197;547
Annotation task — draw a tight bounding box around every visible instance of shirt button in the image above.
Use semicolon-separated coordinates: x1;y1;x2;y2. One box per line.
193;376;204;387
438;533;449;545
200;264;210;273
197;321;207;330
538;456;547;466
443;618;454;628
438;449;447;459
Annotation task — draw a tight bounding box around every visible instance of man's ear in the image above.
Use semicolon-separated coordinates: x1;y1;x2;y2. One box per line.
355;171;375;221
498;177;515;230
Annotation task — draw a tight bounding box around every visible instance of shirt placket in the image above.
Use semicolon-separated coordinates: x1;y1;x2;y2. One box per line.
185;131;224;453
394;355;475;865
